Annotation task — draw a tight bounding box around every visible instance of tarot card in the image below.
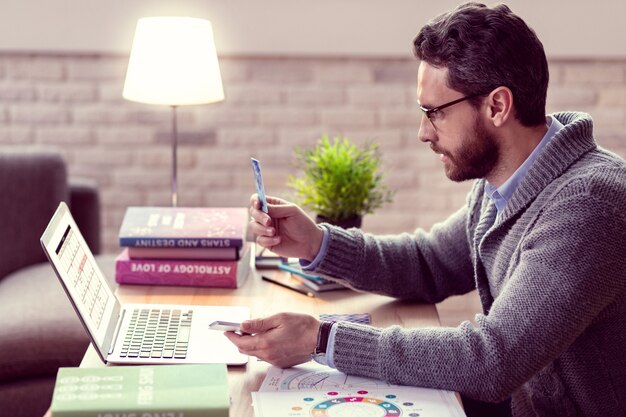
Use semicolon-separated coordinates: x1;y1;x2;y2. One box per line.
319;313;371;324
251;157;268;213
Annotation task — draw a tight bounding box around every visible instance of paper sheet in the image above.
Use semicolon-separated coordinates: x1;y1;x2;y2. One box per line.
253;363;466;417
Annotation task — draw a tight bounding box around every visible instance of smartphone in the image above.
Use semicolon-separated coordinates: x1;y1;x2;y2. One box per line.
208;320;242;332
251;157;268;213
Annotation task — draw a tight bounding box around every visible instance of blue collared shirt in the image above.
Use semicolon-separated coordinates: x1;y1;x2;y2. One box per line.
300;226;330;271
307;116;564;368
484;116;563;215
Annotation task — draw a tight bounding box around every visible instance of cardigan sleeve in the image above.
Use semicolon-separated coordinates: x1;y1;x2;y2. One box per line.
313;205;476;303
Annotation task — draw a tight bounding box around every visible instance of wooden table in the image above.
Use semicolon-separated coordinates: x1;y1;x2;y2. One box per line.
56;255;443;417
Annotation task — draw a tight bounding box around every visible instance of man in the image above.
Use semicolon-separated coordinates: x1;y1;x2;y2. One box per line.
226;3;626;416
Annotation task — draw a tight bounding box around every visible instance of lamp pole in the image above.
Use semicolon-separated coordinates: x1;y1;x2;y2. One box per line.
122;17;225;208
171;105;178;207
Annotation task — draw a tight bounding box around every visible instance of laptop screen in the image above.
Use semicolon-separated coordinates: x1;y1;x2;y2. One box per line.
41;202;119;353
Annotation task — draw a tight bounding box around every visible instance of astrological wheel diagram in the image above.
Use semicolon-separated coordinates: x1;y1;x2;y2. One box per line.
311;396;402;417
281;371;389;391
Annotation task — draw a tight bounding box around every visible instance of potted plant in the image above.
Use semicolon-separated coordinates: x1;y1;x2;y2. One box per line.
288;134;394;228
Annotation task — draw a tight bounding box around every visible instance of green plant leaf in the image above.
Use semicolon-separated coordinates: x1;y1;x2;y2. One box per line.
288;134;395;221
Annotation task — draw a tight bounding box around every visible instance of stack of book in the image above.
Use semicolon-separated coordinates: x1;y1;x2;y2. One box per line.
115;206;251;288
278;259;346;292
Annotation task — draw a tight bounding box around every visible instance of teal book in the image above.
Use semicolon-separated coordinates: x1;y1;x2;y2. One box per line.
51;364;229;417
278;260;346;292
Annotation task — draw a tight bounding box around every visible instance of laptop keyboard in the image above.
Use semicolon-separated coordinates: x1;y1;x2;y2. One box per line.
120;308;193;359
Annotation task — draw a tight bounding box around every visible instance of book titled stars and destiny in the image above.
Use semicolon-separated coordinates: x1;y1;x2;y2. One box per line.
118;207;248;249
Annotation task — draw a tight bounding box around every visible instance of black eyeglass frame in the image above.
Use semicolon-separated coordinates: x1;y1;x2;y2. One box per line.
418;92;488;130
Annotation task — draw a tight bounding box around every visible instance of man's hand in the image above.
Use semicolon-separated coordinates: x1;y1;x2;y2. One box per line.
224;313;320;368
248;194;324;262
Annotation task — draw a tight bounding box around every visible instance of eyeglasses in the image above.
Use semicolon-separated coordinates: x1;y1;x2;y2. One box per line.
418;92;487;131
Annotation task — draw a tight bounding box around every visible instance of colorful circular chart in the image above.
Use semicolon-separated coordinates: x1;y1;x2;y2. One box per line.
310;396;402;417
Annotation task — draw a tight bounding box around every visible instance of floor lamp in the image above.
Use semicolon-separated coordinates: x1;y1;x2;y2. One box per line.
122;16;224;207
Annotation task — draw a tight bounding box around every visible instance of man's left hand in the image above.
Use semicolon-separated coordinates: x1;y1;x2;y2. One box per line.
224;313;320;368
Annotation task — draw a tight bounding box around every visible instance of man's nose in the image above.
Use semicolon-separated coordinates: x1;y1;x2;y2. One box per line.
418;114;435;143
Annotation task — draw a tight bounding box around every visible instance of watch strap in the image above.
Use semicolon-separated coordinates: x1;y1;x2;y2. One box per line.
315;321;335;355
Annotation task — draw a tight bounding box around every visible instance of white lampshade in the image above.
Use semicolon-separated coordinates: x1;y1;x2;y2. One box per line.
123;16;225;106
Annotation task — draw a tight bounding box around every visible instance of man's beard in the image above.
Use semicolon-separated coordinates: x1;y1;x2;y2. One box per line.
442;116;500;182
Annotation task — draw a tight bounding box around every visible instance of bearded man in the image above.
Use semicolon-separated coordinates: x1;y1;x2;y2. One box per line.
227;3;626;417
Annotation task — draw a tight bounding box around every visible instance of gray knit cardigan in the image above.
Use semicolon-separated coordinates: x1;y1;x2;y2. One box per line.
313;112;626;417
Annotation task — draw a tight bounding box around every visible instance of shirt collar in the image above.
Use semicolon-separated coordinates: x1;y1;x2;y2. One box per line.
485;115;564;213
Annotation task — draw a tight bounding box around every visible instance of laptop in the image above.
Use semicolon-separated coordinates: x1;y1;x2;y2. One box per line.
40;202;249;365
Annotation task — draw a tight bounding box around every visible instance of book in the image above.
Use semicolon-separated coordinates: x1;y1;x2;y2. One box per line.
50;364;229;417
118;206;248;249
115;244;252;288
277;261;346;292
127;245;242;260
261;272;316;298
291;273;347;292
254;246;283;269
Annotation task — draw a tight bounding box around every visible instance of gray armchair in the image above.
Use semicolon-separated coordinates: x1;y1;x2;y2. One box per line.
0;149;100;417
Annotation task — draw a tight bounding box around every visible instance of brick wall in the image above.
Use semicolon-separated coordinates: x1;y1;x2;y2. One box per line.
1;54;625;255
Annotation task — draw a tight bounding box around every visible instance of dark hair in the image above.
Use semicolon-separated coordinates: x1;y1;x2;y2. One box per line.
413;2;548;126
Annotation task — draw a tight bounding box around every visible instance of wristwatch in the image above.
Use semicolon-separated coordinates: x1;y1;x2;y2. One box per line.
314;321;335;356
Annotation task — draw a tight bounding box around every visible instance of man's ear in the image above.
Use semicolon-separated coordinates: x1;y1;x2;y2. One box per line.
485;86;513;127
